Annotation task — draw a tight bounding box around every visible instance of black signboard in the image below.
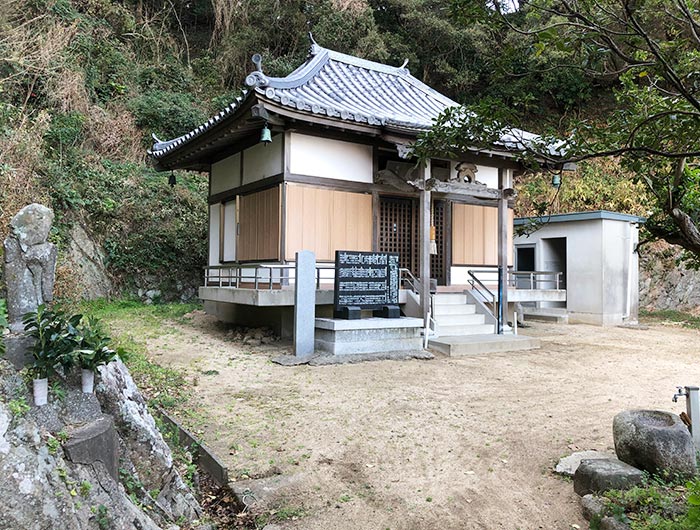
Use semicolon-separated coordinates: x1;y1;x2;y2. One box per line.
334;250;400;310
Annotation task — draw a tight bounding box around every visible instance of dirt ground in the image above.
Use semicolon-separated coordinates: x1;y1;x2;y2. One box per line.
146;314;700;530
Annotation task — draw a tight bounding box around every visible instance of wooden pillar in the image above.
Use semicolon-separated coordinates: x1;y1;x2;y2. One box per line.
419;164;432;326
497;168;509;334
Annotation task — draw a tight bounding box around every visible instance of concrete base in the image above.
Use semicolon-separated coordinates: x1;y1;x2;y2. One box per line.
521;307;569;324
428;334;540;356
314;317;424;355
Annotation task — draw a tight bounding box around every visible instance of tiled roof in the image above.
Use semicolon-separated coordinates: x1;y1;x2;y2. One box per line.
149;43;460;160
246;43;458;129
148;41;545;162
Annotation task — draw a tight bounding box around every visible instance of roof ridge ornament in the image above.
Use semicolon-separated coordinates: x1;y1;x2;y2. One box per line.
245;53;270;87
308;32;321;55
398;58;410;75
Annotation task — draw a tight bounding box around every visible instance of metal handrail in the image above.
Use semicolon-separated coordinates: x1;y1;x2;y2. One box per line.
466;269;496;302
204;263;336;290
509;270;564;290
399;268;420;294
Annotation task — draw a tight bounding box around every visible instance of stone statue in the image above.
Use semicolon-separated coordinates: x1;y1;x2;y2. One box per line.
3;204;57;332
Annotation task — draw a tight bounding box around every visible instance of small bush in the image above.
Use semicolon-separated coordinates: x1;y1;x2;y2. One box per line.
128;90;206;142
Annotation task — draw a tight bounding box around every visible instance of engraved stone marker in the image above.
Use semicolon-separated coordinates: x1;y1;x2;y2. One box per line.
294;250;316;357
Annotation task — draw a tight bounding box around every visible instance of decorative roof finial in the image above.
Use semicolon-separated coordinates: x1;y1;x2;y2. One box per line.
308;32;321;55
400;59;409;69
251;53;263;73
245;53;270;87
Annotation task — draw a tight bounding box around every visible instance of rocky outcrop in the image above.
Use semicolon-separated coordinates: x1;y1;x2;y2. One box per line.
97;359;202;522
0;358;205;529
65;223;112;299
613;409;696;477
639;240;700;312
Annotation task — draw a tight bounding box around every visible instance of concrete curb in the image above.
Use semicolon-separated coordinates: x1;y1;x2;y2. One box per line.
155;407;229;487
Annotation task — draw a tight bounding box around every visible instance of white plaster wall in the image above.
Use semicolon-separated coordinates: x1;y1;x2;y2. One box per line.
222;201;236;262
211;153;241;195
243;134;283;184
208;204;220;266
289;132;373;182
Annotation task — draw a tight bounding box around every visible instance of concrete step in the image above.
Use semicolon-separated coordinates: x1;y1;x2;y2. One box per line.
433;313;485;326
433;304;476;316
315;337;424;355
433;293;467;305
429;334;540;356
437;323;494;336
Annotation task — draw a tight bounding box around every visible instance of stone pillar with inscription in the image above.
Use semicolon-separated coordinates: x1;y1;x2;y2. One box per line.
294;250;316;357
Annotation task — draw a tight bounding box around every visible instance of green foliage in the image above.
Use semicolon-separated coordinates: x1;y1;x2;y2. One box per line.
23;305;81;378
128;90;206;142
600;476;700;529
44;112;86;153
640;310;700;331
92;504;110;530
8;397;30;418
74;317;118;371
47;435;61;455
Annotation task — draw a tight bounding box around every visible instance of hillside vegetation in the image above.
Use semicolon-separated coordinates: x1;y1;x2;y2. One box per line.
0;0;647;299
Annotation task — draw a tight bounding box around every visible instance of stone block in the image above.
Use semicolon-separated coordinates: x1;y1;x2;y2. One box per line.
573;458;643;496
556;450;613;477
600;516;630;530
63;415;119;481
4;334;33;370
613;409;697;477
580;494;606;521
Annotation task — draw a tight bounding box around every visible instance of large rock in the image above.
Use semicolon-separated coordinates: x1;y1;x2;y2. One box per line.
65;223;112;299
574;458;643;496
97;359;202;522
613;409;696;477
0;400;161;530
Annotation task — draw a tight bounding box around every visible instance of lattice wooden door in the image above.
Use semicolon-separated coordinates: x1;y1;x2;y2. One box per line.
431;200;447;285
378;197;419;276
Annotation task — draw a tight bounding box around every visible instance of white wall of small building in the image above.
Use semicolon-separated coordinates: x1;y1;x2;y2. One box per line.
514;216;639;325
243;134;283;184
211;153;241;194
208;204;220;267
288;132;373;182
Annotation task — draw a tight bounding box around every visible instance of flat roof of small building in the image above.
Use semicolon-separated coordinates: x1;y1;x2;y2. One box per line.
514;210;645;226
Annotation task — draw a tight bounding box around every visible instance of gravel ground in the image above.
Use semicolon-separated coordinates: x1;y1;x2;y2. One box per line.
146;312;700;530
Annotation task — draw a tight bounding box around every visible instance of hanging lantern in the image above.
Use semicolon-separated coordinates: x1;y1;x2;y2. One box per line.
260;122;272;144
169;171;176;187
552;173;561;188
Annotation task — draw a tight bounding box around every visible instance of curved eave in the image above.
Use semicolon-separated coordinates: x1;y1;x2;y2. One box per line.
149;95;260;171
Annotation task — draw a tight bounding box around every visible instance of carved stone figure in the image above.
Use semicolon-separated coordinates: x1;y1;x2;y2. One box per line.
454;161;479;184
3;204;57;331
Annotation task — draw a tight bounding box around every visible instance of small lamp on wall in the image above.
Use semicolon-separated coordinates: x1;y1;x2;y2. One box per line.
260;122;272;144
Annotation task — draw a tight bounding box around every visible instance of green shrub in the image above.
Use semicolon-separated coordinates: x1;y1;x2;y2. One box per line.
128;90;206;142
44;112;86;153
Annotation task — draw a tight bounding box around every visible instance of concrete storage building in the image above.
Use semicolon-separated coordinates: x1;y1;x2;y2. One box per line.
514;211;644;326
